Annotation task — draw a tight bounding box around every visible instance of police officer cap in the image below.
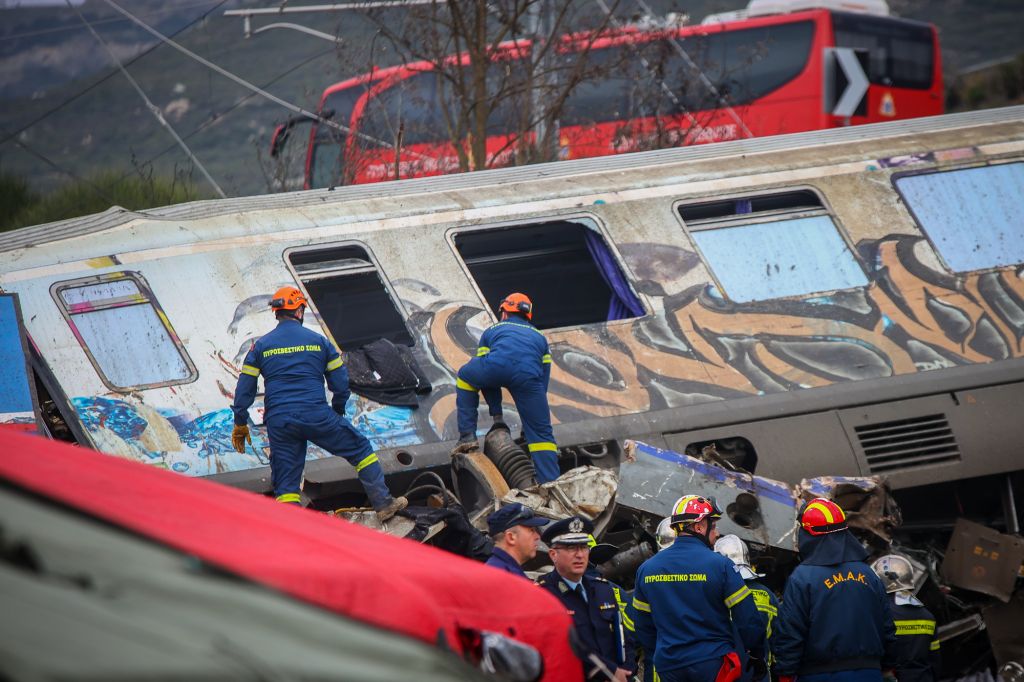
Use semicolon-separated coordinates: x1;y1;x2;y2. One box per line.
542;515;594;546
487;503;549;536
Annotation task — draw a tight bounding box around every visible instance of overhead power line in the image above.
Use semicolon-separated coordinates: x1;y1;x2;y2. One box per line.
0;0;230;148
68;0;226;198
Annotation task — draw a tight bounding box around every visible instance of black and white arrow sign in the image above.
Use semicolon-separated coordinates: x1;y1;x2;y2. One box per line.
824;47;870;118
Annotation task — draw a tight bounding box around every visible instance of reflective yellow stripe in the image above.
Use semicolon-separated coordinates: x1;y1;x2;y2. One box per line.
895;619;936;636
930;640;940;651
276;493;301;504
632;597;651;613
528;442;558;453
326;357;344;372
355;453;379;473
807;500;837;523
476;346;490;357
456;378;476;391
241;364;260;377
724;585;752;608
541;353;552;364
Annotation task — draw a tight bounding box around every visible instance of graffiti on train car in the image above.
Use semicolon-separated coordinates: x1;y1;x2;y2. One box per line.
65;233;1024;473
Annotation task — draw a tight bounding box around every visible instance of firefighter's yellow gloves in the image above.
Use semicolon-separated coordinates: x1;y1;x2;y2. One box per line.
232;424;252;454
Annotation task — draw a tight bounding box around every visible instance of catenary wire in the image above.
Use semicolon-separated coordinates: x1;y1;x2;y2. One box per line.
67;0;226;198
0;0;230;148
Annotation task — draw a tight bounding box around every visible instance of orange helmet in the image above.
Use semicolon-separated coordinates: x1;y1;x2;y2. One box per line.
499;292;533;320
269;286;307;312
670;494;722;527
799;498;848;536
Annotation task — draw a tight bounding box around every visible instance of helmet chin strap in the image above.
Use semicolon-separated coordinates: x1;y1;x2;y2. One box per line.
680;522;714;548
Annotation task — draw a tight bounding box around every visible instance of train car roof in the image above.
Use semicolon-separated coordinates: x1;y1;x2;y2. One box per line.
2;105;1023;271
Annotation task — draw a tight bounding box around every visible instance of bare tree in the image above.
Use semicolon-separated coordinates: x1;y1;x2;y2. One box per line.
344;0;628;179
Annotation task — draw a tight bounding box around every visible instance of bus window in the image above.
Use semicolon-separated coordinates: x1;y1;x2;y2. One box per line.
679;190;867;302
287;244;413;350
562;20;815;125
309;86;367;188
51;272;197;391
359;70;442;147
894;162;1024;272
453;218;644;329
832;12;934;89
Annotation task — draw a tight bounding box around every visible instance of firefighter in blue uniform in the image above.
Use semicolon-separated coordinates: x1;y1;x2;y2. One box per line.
871;554;941;682
231;286;406;520
631;495;766;682
454;292;559;483
715;534;778;681
774;498;897;682
538;516;635;682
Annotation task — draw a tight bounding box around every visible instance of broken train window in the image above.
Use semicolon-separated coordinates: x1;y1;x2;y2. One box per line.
452;217;645;330
287;243;413;350
50;272;197;391
678;189;868;303
894;162;1024;273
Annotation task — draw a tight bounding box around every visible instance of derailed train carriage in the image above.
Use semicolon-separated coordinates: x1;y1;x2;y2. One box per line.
3;107;1023;530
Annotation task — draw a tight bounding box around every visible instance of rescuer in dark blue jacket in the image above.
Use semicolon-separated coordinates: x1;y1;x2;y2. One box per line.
231;286;406;519
774;498;897;682
455;292;559;482
538;516;635;681
631;495;766;682
715;534;777;681
871;554;941;682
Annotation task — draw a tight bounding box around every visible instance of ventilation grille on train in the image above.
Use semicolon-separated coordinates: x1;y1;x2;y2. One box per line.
854;414;961;473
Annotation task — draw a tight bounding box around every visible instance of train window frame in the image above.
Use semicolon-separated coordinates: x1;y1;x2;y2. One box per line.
49;271;198;392
674;187;870;303
445;213;647;331
892;161;1024;274
283;240;414;351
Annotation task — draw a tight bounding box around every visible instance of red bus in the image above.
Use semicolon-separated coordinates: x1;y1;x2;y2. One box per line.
278;3;942;188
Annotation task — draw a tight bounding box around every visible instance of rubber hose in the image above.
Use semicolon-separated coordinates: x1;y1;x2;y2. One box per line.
483;423;537;489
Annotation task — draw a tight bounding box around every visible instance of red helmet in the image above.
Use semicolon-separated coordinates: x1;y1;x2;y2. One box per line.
269;286;307;312
670;494;722;527
499;292;533;320
800;498;848;535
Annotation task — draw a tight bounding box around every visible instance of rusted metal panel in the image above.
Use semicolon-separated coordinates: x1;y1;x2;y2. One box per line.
941;518;1024;603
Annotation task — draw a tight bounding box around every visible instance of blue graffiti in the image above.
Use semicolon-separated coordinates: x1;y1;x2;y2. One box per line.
73;396;149;443
179;408;269;465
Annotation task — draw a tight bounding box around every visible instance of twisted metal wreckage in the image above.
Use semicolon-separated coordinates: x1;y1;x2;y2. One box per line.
334;425;1024;680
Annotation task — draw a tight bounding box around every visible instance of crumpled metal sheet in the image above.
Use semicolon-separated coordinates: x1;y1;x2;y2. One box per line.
798;476;901;545
617;440;902;552
618;440;800;550
502;465;618;521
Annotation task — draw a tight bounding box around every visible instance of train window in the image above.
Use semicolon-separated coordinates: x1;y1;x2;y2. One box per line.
287;243;413;350
452;218;645;330
679;190;868;302
50;272;197;391
894;162;1024;272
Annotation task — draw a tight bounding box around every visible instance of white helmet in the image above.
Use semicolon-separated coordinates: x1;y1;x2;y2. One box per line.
655;517;677;550
871;554;916;593
714;534;761;580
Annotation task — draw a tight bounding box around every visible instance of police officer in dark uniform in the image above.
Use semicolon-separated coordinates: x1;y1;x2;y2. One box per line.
631;495;766;682
484;502;549;578
774;498;897;682
538;516;635;682
454;292;559;482
871;554;941;682
231;286;406;520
